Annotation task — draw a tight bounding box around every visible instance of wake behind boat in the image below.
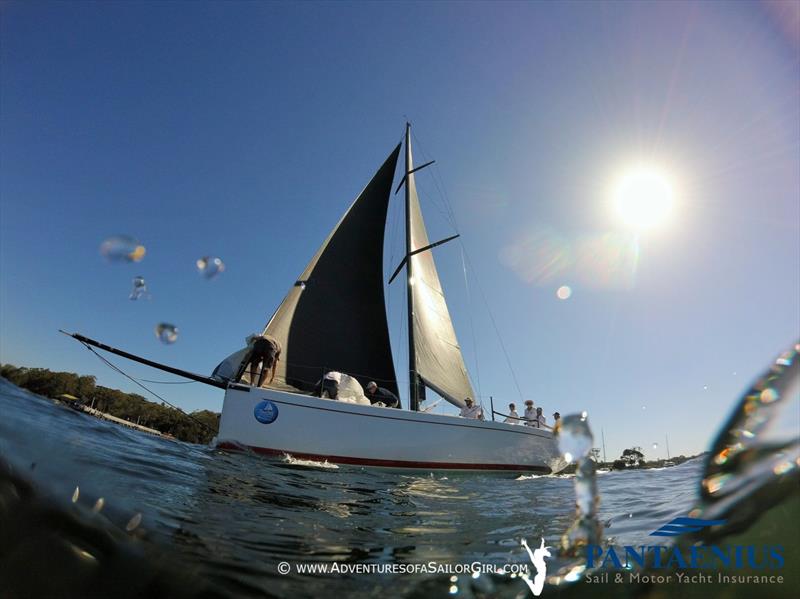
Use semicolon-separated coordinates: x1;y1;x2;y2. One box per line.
65;124;567;474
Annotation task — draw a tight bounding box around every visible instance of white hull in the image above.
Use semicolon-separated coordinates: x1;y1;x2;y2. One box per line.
217;385;568;473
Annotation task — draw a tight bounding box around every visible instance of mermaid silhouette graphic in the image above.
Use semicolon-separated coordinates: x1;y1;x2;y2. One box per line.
521;538;551;596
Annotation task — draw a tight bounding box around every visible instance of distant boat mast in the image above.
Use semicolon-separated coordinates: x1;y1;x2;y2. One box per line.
601;427;607;463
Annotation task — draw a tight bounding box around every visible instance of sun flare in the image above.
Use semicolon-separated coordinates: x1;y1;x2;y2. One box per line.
613;166;674;229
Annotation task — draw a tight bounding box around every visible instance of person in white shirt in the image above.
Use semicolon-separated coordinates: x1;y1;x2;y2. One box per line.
503;403;520;424
317;370;342;399
459;397;483;420
535;407;547;428
523;400;536;426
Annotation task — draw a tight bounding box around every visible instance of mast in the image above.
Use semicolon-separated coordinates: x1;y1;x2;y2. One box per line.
666;434;670;460
601;427;607;463
405;123;419;411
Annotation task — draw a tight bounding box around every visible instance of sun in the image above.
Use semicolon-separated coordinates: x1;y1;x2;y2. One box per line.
613;166;674;229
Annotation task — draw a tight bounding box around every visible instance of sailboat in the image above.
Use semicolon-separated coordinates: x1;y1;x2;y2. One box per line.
65;125;567;474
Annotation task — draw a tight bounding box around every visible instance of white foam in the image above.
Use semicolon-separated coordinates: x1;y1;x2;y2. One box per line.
282;454;339;469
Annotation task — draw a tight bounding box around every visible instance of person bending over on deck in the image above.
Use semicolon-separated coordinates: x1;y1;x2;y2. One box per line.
239;334;281;387
459;397;483;420
503;403;520;424
365;381;400;408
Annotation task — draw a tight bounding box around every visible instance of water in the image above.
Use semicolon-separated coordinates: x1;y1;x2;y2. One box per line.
129;275;149;300
1;347;797;598
99;234;146;263
196;256;225;279
0;379;696;597
155;323;179;344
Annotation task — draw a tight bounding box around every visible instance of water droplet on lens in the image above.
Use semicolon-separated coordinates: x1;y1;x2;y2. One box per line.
703;385;708;390
72;486;79;503
100;235;146;262
126;512;143;531
196;256;225;279
448;585;458;594
641;405;646;410
558;413;593;463
155;323;178;344
760;388;778;403
129;275;149;300
652;443;659;449
556;285;572;300
92;497;105;513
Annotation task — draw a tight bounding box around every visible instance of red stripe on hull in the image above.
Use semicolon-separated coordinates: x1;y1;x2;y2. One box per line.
216;442;552;473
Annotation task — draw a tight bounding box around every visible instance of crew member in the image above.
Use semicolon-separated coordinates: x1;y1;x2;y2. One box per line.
239;334;281;388
503;403;520;424
365;381;400;408
459;397;483;420
523;400;536;426
535;406;547;428
317;371;342;399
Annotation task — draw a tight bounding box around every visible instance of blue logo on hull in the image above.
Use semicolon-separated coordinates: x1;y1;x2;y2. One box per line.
254;400;279;424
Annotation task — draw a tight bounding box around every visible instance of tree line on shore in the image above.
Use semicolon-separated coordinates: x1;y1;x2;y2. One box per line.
1;364;219;444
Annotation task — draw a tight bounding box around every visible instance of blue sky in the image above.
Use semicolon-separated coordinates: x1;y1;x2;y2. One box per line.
1;1;797;460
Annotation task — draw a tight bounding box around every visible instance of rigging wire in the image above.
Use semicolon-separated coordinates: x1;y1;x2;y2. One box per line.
460;248;525;404
460;246;481;401
410;128;525;405
79;341;217;434
410;130;459;231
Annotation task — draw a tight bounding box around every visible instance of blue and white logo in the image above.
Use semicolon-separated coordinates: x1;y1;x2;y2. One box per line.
254;400;279;424
650;517;727;537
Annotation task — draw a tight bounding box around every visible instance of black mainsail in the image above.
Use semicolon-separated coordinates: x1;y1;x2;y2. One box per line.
257;145;401;396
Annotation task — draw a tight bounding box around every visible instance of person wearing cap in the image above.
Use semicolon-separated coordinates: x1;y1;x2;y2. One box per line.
316;370;342;400
552;412;561;426
523;400;536;426
459;397;483;420
503;403;520;425
365;381;400;408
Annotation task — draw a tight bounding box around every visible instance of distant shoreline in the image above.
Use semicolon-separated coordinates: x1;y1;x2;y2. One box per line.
556;453;707;475
1;363;219;444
